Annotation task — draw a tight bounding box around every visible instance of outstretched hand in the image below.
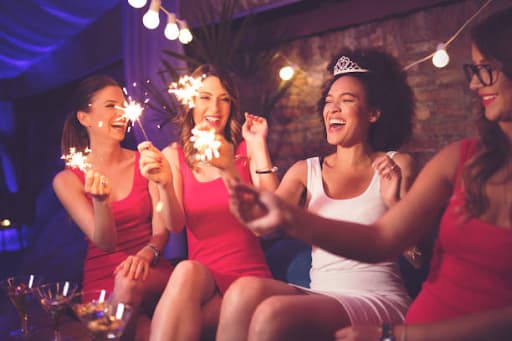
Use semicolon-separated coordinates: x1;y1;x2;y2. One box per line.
138;141;172;186
227;179;287;237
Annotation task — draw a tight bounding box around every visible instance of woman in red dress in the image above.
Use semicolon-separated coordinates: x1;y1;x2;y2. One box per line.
53;75;174;335
139;64;278;341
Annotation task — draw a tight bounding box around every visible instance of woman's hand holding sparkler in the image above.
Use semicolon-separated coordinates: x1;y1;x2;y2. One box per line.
138;141;172;187
84;170;111;201
227;180;289;237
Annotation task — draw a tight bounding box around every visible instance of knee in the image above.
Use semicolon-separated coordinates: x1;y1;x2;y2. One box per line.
250;297;292;338
165;260;211;297
113;272;144;306
223;277;269;312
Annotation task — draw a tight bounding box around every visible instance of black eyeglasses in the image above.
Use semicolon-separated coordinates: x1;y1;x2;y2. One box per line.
462;63;497;86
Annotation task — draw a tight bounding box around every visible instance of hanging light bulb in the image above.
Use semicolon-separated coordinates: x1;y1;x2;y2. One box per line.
279;66;295;81
164;13;180;40
432;43;450;68
128;0;147;9
178;22;193;44
142;0;161;30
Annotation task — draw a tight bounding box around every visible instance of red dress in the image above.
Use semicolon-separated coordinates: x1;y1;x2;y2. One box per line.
178;140;271;294
69;152;172;292
405;139;512;323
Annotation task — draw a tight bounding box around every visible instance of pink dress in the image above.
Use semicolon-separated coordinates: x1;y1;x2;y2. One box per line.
69;152;172;292
178;140;271;294
405;138;512;323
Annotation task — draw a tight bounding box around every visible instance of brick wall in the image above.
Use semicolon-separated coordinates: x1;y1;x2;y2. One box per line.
263;0;509;175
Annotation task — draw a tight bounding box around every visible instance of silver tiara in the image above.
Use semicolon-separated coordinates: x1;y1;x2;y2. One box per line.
333;56;369;76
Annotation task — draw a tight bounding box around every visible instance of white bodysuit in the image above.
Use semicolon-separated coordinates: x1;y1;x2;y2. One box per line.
295;156;411;324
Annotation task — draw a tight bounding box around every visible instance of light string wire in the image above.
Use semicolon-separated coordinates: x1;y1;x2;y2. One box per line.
404;0;493;71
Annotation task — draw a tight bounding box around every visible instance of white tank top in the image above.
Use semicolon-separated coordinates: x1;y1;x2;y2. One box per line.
307;156;406;294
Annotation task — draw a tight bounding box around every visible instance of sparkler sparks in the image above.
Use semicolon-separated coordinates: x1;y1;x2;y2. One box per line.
168;75;205;109
61;147;92;173
115;98;150;141
190;126;221;162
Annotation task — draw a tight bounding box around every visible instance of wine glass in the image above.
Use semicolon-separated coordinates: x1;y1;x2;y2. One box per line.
0;274;42;339
71;290;133;340
36;281;79;341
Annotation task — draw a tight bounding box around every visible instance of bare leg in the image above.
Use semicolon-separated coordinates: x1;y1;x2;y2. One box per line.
115;263;173;340
217;276;302;341
150;260;217;341
248;294;350;341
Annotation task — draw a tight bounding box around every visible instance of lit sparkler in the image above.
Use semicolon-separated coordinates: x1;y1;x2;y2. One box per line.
61;147;92;173
168;75;205;109
190;125;221;162
115;97;150;141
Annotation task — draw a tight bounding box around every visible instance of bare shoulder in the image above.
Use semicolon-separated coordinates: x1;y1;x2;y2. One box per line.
283;159;308;182
390;152;416;170
52;169;81;193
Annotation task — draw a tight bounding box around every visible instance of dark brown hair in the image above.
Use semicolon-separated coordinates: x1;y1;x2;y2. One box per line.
463;8;512;219
318;48;415;151
60;75;120;154
175;64;242;169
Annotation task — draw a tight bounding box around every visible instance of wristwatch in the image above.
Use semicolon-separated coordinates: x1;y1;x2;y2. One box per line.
147;244;161;266
380;323;396;341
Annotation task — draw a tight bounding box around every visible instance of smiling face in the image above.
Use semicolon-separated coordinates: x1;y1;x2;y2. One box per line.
192;76;231;134
77;85;127;141
322;75;379;147
470;43;512;123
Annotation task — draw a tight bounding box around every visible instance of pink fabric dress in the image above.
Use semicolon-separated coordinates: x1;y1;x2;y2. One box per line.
405;138;512;323
178;140;271;294
69;152;172;293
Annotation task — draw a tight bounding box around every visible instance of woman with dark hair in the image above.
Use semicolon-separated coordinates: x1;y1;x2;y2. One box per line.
227;8;512;341
139;64;278;340
216;48;417;341
53;75;174;322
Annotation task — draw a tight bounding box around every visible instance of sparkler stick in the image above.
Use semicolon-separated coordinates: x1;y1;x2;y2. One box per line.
61;147;92;173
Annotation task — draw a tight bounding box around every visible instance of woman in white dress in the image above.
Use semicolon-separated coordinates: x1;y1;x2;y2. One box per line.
216;48;417;341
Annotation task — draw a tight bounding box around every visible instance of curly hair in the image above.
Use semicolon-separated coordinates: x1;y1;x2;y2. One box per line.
61;75;120;154
174;64;243;169
462;8;512;219
318;48;415;151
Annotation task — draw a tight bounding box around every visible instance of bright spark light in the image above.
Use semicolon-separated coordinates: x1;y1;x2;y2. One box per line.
61;147;92;173
190;126;221;162
115;98;150;141
168;75;205;109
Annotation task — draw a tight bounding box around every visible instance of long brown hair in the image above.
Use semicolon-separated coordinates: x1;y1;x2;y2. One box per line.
60;75;120;154
462;8;512;219
175;64;242;169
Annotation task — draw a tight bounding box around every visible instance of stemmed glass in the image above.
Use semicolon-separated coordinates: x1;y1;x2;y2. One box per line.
36;281;79;341
71;290;133;340
0;274;42;339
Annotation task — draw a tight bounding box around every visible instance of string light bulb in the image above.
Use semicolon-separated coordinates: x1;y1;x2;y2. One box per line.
142;0;161;30
178;22;193;44
279;66;295;81
128;0;147;8
164;13;180;40
432;43;450;68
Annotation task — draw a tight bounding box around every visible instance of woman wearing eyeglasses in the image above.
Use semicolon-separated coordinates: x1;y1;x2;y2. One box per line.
227;8;512;341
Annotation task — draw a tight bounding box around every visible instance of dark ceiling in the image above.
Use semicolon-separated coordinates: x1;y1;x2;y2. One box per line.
0;0;456;100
